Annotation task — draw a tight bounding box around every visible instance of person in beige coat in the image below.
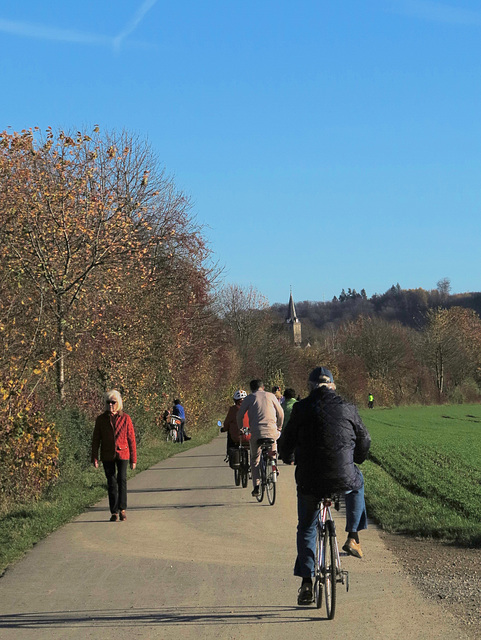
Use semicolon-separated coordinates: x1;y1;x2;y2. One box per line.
237;379;284;496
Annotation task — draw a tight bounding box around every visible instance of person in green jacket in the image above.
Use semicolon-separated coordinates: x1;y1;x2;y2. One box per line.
368;393;374;409
283;388;297;423
282;388;298;464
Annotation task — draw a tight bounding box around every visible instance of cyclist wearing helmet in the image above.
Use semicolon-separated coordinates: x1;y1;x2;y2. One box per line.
221;389;251;453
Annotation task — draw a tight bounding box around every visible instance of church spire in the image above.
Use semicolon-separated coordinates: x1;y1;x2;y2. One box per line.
285;287;302;346
286;287;299;323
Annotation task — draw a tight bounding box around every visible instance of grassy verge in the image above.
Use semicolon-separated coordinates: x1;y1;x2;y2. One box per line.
361;404;481;546
0;423;220;575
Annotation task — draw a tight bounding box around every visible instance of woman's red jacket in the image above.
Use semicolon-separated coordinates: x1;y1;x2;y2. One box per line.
91;411;137;464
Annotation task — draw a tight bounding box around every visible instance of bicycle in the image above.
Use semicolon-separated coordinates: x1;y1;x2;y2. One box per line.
233;443;250;488
167;415;181;442
313;496;349;619
219;421;250;488
254;438;277;506
234;427;250;488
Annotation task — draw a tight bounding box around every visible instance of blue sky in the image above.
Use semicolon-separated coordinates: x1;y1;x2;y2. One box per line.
1;1;480;305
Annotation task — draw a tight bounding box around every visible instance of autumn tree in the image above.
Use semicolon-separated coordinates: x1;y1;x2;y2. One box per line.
0;127;185;402
424;307;481;398
437;277;451;302
334;316;421;405
216;285;270;362
0;126;249;510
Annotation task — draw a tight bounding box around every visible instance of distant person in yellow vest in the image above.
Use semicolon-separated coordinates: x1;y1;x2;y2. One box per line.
368;393;374;409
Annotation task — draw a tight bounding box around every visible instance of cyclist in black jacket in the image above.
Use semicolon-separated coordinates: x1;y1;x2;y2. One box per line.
278;366;371;605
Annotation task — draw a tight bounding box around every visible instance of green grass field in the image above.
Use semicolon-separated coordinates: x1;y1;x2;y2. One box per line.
360;404;481;546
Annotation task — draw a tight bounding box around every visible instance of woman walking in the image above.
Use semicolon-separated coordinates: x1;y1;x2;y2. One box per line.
91;390;137;521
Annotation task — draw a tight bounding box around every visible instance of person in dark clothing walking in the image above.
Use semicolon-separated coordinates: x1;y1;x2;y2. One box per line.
278;367;371;605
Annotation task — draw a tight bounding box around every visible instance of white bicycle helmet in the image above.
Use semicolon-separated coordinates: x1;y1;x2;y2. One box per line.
233;389;247;401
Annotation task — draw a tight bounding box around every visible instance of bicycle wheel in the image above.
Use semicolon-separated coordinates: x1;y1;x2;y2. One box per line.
234;468;240;486
265;458;276;505
241;466;248;488
241;451;249;488
256;454;265;502
324;519;337;620
314;523;322;608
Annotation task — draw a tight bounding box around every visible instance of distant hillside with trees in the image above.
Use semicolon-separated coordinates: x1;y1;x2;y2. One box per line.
272;280;481;336
271;279;481;409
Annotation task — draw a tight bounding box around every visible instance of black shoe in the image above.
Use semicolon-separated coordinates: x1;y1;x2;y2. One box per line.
297;582;314;605
251;486;259;497
184;435;191;441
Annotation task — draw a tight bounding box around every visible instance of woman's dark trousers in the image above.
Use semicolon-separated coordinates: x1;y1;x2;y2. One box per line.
103;460;128;514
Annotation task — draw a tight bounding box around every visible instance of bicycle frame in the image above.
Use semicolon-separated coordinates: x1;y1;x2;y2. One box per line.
314;497;349;619
256;439;277;505
318;498;343;575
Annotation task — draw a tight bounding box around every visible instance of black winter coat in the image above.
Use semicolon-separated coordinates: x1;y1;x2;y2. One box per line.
278;386;371;497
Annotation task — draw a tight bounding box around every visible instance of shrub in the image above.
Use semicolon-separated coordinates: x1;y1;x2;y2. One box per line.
0;406;59;512
52;407;93;478
447;379;481;405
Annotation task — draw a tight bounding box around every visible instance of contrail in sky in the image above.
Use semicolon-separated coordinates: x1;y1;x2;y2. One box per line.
391;0;481;26
0;18;111;46
0;0;158;51
113;0;158;52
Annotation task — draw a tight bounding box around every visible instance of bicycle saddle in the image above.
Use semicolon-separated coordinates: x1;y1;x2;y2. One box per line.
257;437;275;445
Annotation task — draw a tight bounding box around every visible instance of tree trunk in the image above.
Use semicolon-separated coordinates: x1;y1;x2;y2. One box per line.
56;299;66;403
435;345;444;399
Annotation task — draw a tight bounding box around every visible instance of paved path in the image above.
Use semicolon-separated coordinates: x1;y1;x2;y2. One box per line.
0;436;469;639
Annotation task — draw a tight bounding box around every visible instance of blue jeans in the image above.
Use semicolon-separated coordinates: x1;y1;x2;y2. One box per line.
294;475;368;577
176;420;185;443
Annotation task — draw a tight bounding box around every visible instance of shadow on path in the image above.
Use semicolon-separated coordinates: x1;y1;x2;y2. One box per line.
125;486;237;494
173;454;226;459
77;502;257;519
0;605;328;629
144;466;227;471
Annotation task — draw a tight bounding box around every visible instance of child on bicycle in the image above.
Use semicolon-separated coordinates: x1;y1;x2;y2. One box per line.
221;389;251;455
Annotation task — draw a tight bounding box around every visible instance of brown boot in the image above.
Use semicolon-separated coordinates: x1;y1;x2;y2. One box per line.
342;538;363;558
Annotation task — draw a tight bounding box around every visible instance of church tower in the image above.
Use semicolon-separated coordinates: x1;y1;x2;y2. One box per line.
286;288;302;346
